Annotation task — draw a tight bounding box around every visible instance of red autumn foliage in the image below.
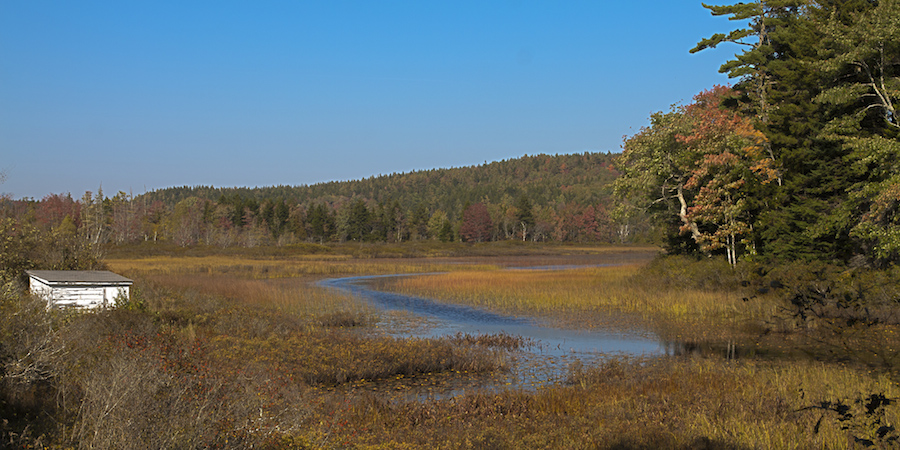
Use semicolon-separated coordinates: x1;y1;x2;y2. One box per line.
459;203;494;243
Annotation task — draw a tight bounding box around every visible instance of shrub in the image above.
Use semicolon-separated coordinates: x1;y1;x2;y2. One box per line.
639;254;743;291
0;284;65;444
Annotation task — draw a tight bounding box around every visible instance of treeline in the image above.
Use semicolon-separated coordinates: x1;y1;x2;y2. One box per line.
616;1;899;266
1;152;652;248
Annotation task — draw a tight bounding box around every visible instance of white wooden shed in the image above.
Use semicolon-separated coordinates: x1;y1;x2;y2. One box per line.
26;270;133;309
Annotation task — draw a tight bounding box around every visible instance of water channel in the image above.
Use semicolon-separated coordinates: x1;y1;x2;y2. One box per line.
318;269;664;399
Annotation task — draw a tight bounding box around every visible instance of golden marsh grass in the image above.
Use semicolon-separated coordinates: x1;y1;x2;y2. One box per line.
378;264;777;339
107;254;495;279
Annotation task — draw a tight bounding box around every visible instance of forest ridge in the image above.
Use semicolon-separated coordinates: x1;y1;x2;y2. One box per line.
140;152;618;210
3;152;635;250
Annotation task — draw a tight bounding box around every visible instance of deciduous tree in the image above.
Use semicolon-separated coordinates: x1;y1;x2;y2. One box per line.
459;203;493;243
168;197;204;247
614;102;700;250
681;87;777;264
615;86;776;263
35;193;80;231
110;191;141;244
80;188;107;247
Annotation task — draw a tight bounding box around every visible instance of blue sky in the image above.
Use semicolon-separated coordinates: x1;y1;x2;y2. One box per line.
1;1;740;200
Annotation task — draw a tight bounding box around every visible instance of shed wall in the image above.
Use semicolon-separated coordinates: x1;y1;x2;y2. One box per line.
30;279;130;309
49;286;108;309
30;278;52;301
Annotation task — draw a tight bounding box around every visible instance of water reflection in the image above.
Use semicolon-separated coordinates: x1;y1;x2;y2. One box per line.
318;272;664;398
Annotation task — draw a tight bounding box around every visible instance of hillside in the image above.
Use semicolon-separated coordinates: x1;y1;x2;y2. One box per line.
4;152;641;247
139;152;620;218
104;152;635;246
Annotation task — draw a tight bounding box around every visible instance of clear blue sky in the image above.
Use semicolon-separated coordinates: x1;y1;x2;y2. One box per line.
1;1;739;200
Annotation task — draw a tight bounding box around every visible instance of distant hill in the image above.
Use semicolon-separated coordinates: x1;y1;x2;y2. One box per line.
138;152;620;219
6;151;648;246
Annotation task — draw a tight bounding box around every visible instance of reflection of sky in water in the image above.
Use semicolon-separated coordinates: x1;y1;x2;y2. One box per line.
318;271;664;399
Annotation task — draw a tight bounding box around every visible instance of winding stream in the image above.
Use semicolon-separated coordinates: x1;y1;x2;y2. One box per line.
318;269;664;397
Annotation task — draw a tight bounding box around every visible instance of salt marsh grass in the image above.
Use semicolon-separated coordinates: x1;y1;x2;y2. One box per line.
108;254;491;279
379;264;776;339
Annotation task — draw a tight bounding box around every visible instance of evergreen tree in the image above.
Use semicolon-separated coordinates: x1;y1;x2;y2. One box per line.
514;196;535;241
273;199;290;237
307;203;334;243
346;199;371;242
813;0;900;263
260;200;275;234
408;204;430;240
693;1;879;261
438;219;455;242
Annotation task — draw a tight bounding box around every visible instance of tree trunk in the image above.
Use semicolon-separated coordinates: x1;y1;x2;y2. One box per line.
676;183;701;243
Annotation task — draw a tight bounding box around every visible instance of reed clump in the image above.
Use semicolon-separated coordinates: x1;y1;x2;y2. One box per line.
129;272;509;383
449;332;533;351
318;310;368;328
212;332;507;386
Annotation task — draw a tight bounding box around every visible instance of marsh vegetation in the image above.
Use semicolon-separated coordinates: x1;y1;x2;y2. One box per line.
2;244;899;448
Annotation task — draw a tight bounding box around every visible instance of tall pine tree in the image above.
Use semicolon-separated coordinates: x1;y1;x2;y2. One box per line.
814;0;900;263
693;1;879;262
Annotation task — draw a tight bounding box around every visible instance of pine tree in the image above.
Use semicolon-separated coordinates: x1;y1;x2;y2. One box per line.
514;196;535;241
693;1;879;261
346;199;372;242
813;0;900;263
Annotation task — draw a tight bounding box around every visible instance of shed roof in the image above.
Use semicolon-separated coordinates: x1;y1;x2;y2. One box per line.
26;270;133;285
